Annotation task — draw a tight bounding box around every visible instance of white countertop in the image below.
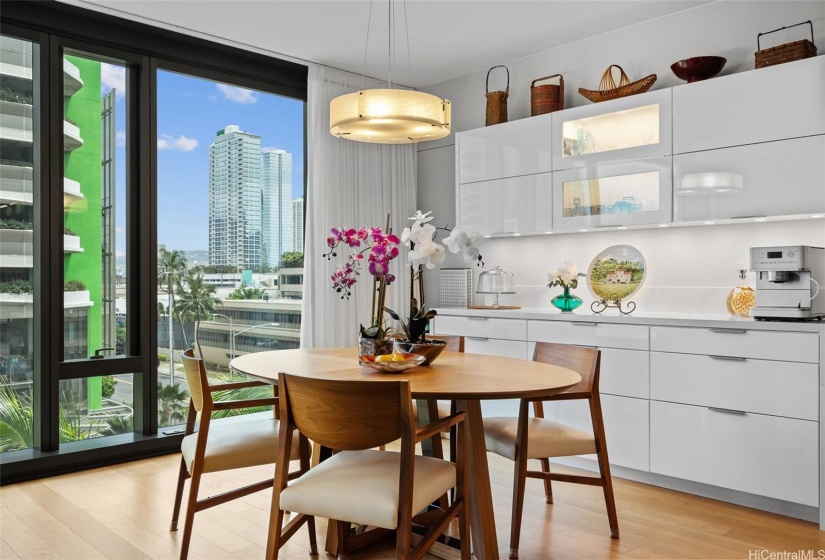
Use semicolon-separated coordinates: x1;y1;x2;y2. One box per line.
435;306;825;333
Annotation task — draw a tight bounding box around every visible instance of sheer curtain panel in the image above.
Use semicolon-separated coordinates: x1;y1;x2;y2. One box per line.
301;65;417;348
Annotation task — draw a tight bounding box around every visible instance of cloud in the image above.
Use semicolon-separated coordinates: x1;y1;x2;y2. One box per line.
116;130;126;148
116;226;125;234
101;63;126;98
216;83;257;105
157;134;199;152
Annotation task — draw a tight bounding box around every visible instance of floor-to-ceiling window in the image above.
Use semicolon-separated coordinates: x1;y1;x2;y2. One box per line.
0;3;306;481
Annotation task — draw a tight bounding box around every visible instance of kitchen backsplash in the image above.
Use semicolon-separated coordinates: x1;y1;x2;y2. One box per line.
467;219;825;315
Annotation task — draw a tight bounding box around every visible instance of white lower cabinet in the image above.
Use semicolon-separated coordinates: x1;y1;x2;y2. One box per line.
544;394;649;472
463;336;527;417
650;400;818;507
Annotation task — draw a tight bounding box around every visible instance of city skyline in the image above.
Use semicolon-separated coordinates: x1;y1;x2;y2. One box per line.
156;70;304;253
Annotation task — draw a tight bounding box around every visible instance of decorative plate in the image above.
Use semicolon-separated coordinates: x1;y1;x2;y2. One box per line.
587;245;646;302
360;353;426;373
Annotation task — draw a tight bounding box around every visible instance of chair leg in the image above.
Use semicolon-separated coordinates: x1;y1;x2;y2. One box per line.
539;458;554;504
509;453;528;560
178;466;202;560
307;516;318;556
266;507;286;560
170;458;188;530
597;449;620;538
336;520;350;560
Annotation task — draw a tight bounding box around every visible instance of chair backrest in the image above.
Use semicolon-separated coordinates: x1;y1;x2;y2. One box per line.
181;348;210;412
533;342;600;397
438;335;464;353
279;373;415;451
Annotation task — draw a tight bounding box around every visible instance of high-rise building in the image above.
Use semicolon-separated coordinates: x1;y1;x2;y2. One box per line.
208;125;262;269
292;197;304;253
262;149;292;267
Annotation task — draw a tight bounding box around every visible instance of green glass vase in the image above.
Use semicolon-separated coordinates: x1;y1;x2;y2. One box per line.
551;286;583;313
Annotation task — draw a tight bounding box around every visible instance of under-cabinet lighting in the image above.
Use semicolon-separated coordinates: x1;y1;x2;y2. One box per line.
512;233;522;236
754;217;767;222
811;214;824;218
704;221;716;225
579;229;589;232
658;224;669;228
617;226;627;230
544;231;553;234
483;235;492;238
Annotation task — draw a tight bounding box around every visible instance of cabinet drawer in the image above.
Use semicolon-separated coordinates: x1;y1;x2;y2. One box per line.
529;320;648;350
650;326;818;363
650;401;818;507
457;113;553;183
464;337;528;360
434;316;526;341
650;352;818;421
673;55;825;153
600;348;649;399
544;395;649;472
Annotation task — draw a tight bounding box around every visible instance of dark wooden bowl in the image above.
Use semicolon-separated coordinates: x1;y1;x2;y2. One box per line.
671;56;727;83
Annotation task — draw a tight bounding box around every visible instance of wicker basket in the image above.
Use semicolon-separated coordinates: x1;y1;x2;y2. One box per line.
485;65;509;126
578;65;657;104
755;20;817;69
530;74;564;116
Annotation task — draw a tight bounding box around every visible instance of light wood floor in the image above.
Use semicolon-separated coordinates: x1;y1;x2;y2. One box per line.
1;445;823;560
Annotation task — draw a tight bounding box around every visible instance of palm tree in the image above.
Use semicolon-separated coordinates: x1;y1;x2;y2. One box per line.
158;249;188;353
158;382;189;427
0;383;33;452
101;414;134;436
175;271;221;359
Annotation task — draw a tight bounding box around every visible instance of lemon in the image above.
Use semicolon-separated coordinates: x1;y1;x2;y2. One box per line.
391;354;406;362
375;353;406;363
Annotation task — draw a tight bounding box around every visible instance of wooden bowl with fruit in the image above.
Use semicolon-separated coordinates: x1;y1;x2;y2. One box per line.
359;352;426;373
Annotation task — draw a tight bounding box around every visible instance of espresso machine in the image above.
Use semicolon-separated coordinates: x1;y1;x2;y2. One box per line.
750;246;825;320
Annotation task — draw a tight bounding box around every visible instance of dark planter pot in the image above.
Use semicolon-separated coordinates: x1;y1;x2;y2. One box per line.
393;339;447;366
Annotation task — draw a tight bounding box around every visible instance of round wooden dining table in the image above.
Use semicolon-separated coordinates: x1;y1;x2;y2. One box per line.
230;347;581;560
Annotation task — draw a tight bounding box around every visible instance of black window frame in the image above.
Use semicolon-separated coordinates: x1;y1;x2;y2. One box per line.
0;0;307;484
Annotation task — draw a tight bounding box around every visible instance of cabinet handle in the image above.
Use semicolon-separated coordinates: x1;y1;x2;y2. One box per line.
467;336;489;341
708;328;747;334
571;322;597;327
469;317;489;321
709;355;747;361
708;407;747;415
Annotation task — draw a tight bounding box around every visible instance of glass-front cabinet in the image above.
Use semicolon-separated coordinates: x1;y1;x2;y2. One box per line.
552;158;672;230
552;89;671;171
674;135;825;223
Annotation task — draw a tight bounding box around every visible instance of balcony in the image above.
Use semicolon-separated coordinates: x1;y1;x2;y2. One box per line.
0;100;33;146
63;177;84;207
0;229;83;267
63;58;83;96
0;165;85;208
63;234;83;253
0;290;93;320
63;120;83;151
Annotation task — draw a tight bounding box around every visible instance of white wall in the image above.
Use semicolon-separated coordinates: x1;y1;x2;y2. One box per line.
417;0;825;313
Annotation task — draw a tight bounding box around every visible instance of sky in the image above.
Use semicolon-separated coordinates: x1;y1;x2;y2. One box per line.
107;66;305;255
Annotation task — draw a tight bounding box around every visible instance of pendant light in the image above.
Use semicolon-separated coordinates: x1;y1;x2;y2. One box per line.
330;0;451;144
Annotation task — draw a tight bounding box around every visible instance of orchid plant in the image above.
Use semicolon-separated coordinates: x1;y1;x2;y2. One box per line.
324;221;400;339
385;211;484;343
547;261;585;290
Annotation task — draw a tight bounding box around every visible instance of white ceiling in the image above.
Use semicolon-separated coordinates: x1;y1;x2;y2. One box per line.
70;0;712;87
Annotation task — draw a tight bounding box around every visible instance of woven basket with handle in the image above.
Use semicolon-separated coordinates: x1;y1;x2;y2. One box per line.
485;65;509;126
755;20;817;69
531;74;564;116
578;65;657;104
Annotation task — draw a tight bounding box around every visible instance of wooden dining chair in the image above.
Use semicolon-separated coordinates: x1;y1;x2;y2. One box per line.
171;349;307;560
266;372;470;560
483;342;619;559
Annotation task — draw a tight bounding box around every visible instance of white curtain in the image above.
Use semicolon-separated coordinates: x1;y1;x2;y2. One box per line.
301;65;417;348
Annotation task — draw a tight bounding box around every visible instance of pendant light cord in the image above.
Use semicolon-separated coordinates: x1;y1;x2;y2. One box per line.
362;0;374;79
403;0;413;90
362;0;415;90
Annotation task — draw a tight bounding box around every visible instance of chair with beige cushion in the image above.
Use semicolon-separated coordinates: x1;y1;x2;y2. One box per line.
483;342;619;559
171;349;307;560
266;372;470;560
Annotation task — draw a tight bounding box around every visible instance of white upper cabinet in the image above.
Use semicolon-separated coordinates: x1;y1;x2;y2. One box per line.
674;135;825;222
458;173;553;235
673;56;825;154
551;89;672;171
552;157;672;230
456;113;553;184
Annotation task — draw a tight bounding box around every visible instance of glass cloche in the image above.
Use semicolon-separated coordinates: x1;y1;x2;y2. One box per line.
476;266;516;308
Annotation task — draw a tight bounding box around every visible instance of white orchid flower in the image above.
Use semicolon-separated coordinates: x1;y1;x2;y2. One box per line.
408;210;434;228
409;223;435;245
400;227;412;245
429;244;446;266
462;247;480;264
